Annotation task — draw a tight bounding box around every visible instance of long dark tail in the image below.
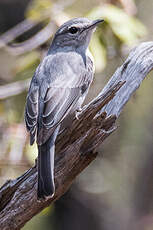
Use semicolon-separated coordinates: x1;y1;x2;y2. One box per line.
37;126;60;199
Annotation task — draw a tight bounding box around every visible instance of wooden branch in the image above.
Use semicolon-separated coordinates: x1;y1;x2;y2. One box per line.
0;41;153;230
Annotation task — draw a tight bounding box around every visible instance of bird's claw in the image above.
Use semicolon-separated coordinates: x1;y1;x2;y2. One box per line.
75;108;82;120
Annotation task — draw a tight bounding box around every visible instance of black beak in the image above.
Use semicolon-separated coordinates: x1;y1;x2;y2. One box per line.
92;19;104;26
86;19;104;30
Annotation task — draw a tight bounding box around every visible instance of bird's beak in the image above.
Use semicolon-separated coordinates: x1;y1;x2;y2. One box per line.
85;19;104;31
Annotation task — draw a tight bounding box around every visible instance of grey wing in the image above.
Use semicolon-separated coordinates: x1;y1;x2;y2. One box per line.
25;82;39;145
37;85;81;145
25;54;94;146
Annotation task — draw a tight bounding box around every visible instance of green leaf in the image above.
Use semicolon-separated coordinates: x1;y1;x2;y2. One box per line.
90;33;106;72
87;4;147;46
25;0;52;21
25;142;38;164
14;51;40;74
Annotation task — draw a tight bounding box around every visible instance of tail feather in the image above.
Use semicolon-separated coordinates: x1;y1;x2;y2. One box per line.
37;126;60;200
38;143;55;199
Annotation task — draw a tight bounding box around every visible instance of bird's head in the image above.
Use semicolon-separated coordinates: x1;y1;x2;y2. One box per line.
50;18;104;52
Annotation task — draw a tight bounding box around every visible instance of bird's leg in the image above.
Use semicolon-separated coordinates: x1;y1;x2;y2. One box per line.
75;108;82;120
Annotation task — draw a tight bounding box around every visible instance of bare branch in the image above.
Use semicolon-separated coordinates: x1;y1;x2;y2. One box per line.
119;0;137;15
0;79;30;100
0;0;75;53
0;42;153;230
0;19;41;49
5;22;56;56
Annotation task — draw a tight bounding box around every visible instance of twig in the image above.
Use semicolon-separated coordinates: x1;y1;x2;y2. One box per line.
119;0;137;15
5;22;56;56
0;79;30;100
0;19;41;49
0;0;76;53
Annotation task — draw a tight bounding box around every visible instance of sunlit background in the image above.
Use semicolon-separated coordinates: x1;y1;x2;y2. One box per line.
0;0;153;229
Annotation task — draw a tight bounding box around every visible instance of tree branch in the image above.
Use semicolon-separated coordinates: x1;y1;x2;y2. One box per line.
0;79;30;100
0;42;153;229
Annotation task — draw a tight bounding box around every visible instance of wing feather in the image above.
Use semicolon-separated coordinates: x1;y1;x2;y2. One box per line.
37;86;81;145
25;53;94;146
25;86;39;145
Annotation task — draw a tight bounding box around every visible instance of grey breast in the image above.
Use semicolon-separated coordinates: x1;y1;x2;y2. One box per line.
60;53;94;130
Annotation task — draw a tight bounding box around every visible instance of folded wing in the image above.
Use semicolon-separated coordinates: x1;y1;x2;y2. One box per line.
25;85;39;145
37;85;81;145
25;54;91;146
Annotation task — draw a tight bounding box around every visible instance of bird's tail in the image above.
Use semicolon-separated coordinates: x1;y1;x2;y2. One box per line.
37;126;60;200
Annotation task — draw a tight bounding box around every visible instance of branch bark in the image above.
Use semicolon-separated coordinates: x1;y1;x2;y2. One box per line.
0;42;153;230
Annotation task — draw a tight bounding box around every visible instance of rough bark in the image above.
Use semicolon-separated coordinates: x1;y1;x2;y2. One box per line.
0;41;153;229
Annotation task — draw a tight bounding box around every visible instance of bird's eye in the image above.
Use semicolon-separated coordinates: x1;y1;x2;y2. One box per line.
68;27;78;34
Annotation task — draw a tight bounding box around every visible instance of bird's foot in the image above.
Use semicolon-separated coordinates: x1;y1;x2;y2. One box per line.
75;108;82;120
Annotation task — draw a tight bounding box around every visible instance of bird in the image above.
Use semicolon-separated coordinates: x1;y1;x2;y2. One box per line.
25;17;104;200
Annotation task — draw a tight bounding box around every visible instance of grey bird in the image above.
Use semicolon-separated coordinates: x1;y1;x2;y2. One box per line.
25;17;104;199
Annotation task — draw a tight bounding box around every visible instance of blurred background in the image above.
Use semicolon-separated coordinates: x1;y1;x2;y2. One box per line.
0;0;153;229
